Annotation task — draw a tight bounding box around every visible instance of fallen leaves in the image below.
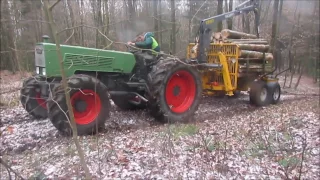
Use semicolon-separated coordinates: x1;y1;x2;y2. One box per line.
0;75;319;179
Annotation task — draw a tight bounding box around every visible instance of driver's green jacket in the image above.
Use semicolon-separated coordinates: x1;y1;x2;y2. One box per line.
134;32;160;53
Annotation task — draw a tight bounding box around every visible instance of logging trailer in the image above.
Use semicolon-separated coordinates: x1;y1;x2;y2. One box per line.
186;0;282;105
19;0;282;136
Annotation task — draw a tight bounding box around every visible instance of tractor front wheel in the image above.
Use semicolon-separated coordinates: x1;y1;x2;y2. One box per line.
147;59;202;123
47;74;110;136
20;75;48;119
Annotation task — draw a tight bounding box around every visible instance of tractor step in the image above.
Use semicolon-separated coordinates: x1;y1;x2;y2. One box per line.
198;63;223;69
109;91;148;102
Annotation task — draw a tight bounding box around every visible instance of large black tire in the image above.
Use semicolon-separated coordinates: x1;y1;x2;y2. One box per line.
20;75;48;119
147;59;202;123
267;81;281;104
249;80;271;107
47;74;110;136
111;96;146;111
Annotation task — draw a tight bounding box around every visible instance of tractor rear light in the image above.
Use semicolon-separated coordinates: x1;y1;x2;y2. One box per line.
36;67;40;74
42;68;46;75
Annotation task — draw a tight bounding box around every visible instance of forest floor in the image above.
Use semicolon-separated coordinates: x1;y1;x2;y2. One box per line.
0;72;319;179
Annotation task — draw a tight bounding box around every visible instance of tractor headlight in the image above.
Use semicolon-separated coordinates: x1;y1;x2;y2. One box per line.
36;67;40;74
42;68;46;75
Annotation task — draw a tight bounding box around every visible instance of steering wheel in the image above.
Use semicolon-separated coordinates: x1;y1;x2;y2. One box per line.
125;43;140;54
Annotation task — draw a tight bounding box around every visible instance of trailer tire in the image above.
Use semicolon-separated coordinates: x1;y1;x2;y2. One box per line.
147;59;202;123
249;80;270;107
268;82;281;104
20;75;48;119
47;74;110;136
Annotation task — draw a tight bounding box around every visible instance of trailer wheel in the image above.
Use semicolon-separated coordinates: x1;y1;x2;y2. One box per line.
147;59;202;123
249;80;270;107
47;74;110;136
269;82;281;104
20;75;48;119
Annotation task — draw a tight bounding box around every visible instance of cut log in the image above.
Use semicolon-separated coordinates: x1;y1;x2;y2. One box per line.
221;29;257;39
237;44;269;52
214;32;222;40
238;58;268;62
225;38;268;42
239;50;274;61
232;41;269;45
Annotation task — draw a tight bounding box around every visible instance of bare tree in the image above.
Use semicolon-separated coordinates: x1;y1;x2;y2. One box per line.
170;0;176;54
217;0;223;32
43;0;91;178
227;0;233;29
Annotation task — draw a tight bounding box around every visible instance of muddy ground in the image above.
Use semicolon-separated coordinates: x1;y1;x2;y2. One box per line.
0;74;319;179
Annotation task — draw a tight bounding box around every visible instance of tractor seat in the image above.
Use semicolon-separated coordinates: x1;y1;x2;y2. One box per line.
142;53;155;62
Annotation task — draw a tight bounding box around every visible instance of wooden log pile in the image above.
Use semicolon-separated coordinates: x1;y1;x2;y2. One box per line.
211;29;273;62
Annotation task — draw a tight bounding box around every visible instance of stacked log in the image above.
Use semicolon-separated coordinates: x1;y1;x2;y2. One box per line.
221;29;258;39
210;29;273;62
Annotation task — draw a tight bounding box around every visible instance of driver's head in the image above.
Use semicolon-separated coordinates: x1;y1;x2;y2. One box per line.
135;32;146;41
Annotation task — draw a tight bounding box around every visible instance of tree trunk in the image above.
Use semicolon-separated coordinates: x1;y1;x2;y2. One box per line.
127;0;136;32
217;0;223;32
170;0;176;54
188;0;193;42
158;0;162;46
66;0;78;45
221;29;257;39
294;58;304;89
80;0;84;46
103;0;110;47
153;0;159;40
43;2;56;43
289;12;301;88
270;0;279;54
43;0;91;179
97;0;104;48
63;1;72;44
227;0;233;29
2;0;19;73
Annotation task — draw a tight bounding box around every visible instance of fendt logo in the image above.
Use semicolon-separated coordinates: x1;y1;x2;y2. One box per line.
35;47;43;54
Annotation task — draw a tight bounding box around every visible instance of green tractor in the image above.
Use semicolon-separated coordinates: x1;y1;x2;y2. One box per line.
20;36;202;135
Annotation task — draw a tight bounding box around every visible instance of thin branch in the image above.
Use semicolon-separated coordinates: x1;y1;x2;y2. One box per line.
191;0;208;25
0;158;26;180
64;29;75;44
49;0;62;11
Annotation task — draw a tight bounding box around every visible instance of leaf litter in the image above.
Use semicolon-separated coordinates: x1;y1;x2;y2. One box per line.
0;75;319;179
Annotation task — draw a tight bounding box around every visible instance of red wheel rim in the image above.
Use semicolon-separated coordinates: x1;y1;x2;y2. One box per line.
165;70;196;113
70;89;101;125
36;92;47;109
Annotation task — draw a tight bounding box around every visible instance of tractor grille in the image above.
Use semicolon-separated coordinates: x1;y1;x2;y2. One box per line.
63;53;113;69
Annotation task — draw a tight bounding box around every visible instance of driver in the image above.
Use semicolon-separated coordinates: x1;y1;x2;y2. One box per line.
126;32;161;82
127;32;160;54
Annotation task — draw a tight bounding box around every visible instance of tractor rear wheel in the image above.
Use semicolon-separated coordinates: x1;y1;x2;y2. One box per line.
249;80;270;106
47;74;110;136
20;75;48;119
147;59;202;123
